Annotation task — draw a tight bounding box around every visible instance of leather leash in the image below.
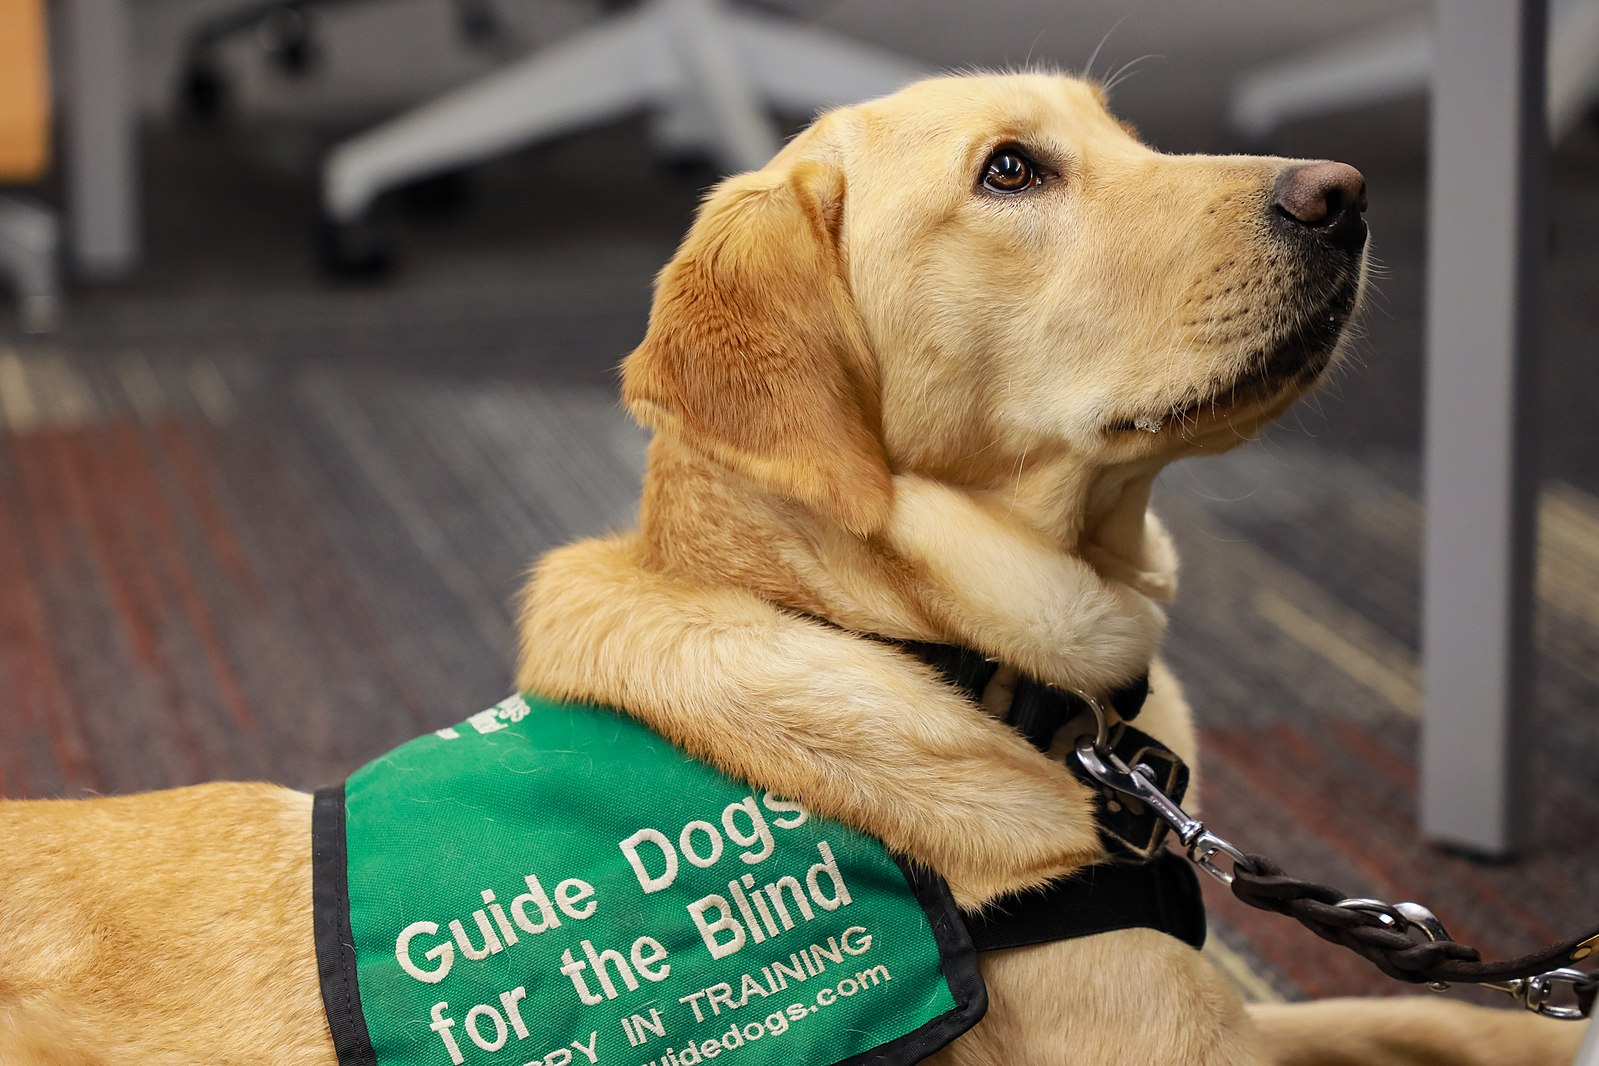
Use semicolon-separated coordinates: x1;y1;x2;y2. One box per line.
861;624;1596;1018
1070;700;1599;1019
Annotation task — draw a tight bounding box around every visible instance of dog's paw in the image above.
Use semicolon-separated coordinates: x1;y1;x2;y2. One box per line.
881;475;1167;690
888;723;1108;909
1069;576;1168;687
519;538;1110;909
1250;998;1590;1066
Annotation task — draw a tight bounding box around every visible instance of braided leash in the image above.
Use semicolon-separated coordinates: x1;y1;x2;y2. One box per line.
1230;856;1598;1018
1071;703;1599;1019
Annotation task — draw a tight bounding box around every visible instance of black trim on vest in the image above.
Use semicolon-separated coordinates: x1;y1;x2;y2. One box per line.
313;785;377;1066
833;859;989;1066
310;774;987;1066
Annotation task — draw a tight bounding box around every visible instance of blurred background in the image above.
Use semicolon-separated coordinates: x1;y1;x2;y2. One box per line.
1;0;1596;1011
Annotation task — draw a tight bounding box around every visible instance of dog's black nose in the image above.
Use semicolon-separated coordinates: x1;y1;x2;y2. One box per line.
1272;161;1368;254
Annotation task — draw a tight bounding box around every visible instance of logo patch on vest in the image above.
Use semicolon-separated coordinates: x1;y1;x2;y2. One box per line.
314;696;985;1066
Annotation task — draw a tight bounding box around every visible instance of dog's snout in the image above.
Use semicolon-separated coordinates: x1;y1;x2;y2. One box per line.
1271;161;1368;254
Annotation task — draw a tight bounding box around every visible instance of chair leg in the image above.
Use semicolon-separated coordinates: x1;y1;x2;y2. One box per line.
647;92;719;168
728;7;926;113
321;3;676;222
0;197;61;334
1549;0;1599;137
647;2;926;169
1227;15;1431;142
662;0;779;173
317;0;931;262
1229;0;1599;143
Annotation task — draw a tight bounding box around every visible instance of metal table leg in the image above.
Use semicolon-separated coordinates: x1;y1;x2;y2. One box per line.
1420;0;1548;855
62;0;139;279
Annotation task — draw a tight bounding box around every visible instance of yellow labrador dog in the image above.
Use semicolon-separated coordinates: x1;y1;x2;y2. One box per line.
0;73;1585;1065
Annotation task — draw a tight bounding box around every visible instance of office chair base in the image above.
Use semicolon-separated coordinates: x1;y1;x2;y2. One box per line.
319;0;925;232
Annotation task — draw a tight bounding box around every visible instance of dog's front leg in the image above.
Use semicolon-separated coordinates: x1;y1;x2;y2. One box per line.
517;533;1108;908
878;475;1169;696
1250;998;1589;1065
925;932;1273;1066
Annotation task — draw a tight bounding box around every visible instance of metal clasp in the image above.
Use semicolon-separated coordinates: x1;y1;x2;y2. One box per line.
1186;828;1253;885
1073;733;1252;884
1483;969;1595;1020
1331;899;1451;943
1335;899;1453;991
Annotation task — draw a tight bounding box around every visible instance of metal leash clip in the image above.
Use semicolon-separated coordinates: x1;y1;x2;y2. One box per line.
1074;698;1596;1019
1486;969;1595;1020
1072;700;1252;885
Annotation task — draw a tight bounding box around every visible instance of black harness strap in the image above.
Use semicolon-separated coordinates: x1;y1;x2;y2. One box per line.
896;639;1207;954
966;851;1206;952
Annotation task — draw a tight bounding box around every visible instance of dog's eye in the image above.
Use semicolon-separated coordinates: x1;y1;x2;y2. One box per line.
981;149;1041;194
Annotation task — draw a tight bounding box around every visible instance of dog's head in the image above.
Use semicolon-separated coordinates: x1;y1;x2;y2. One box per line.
623;73;1367;539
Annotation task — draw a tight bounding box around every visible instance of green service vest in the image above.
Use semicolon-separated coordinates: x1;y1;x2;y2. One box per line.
313;695;986;1066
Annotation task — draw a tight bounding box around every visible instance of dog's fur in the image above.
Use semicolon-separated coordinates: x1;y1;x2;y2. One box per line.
0;73;1586;1065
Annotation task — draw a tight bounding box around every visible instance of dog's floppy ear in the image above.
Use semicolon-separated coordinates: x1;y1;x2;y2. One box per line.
622;160;892;537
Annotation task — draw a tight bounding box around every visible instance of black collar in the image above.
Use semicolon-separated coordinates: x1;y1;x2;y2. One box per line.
893;639;1207;953
896;639;1150;749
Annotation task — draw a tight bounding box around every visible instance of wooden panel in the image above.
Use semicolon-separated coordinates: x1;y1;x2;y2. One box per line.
0;0;51;179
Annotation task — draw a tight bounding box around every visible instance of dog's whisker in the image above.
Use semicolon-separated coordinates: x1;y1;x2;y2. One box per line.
1080;12;1135;83
1102;53;1163;95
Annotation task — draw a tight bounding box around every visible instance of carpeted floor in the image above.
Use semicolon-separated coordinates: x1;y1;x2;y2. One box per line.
1;113;1596;1009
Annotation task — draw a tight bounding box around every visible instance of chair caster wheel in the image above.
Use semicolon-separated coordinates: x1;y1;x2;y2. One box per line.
316;212;397;279
399;169;474;220
264;7;321;76
653;150;716;178
179;57;230;125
